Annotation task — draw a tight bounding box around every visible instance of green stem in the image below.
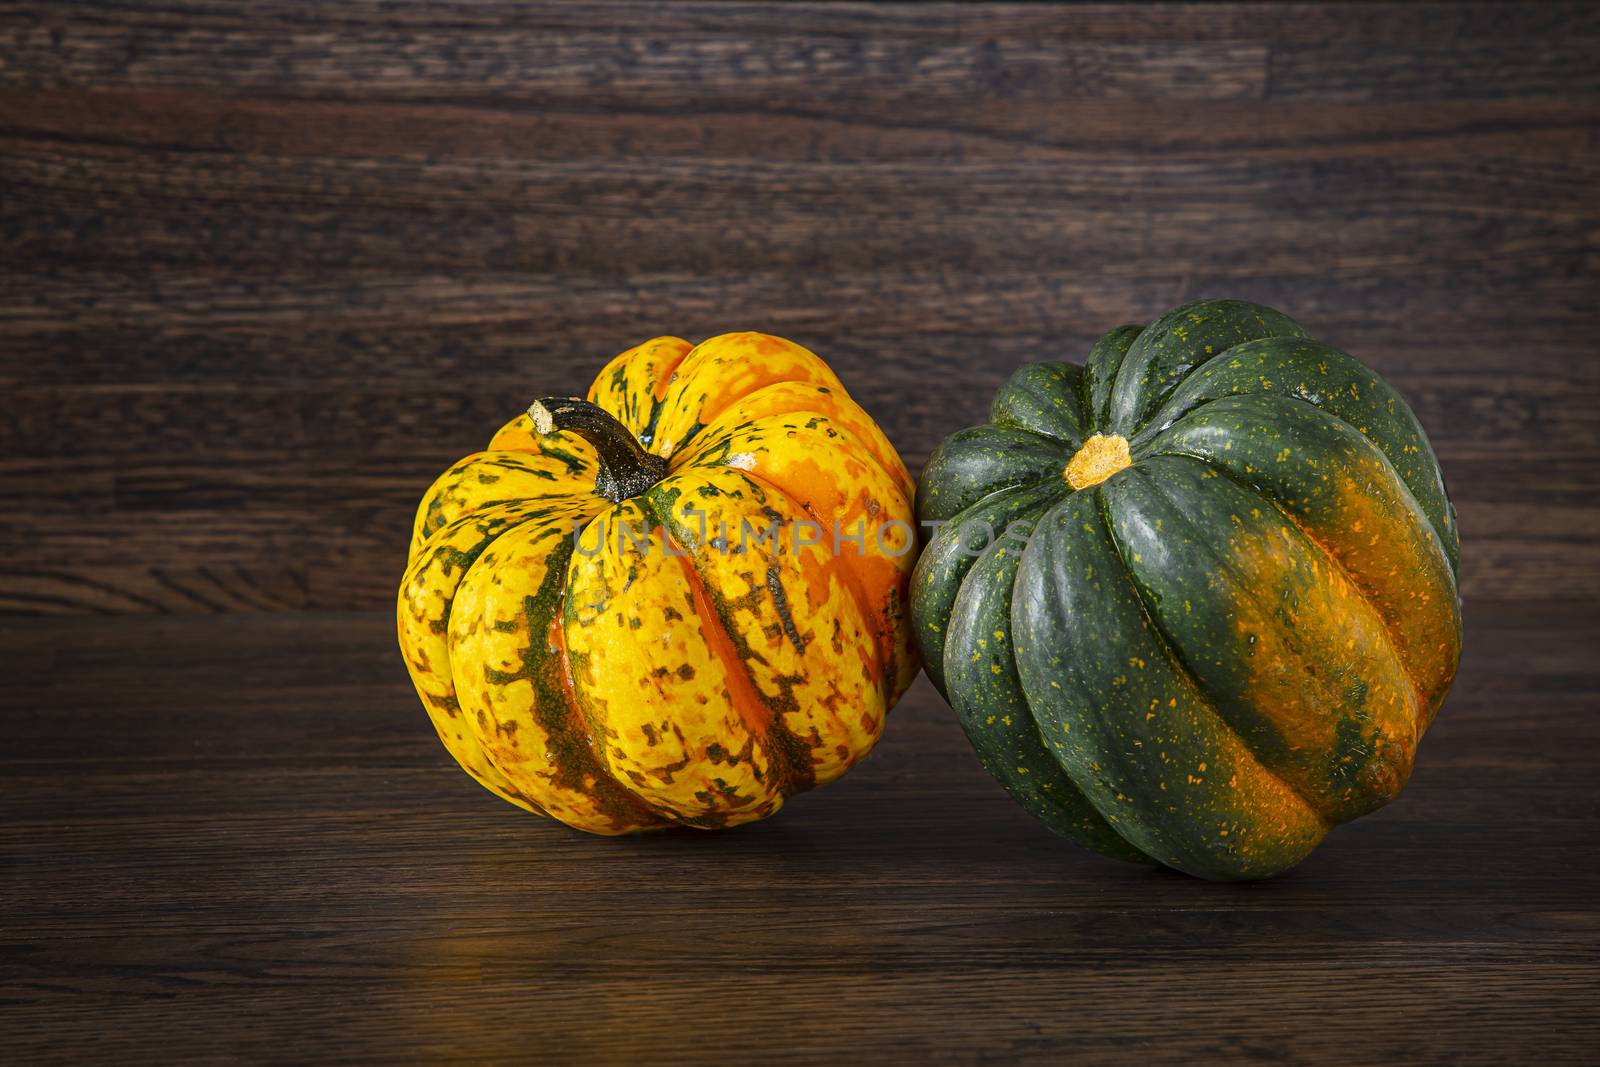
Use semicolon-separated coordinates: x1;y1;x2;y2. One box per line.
528;397;668;503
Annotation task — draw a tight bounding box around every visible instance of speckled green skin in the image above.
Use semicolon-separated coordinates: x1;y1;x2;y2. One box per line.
913;299;1462;880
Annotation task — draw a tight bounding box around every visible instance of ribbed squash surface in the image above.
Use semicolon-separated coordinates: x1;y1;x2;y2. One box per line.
400;333;917;833
913;300;1461;879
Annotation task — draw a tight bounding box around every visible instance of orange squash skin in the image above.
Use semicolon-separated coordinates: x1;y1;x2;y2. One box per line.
398;333;917;833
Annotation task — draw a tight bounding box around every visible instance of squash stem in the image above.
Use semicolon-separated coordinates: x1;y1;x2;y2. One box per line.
528;398;669;502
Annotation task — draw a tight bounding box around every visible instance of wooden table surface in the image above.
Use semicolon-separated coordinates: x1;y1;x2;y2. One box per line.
3;3;1598;1063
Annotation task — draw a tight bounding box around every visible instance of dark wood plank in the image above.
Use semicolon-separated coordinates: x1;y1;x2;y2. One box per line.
4;1;1596;41
4;268;1596;380
5;88;1596;166
2;605;1596;1062
6;148;1597;276
1268;41;1600;100
4;3;1596;106
0;10;1270;103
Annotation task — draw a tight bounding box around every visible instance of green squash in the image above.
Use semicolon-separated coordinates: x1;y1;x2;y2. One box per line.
913;299;1461;880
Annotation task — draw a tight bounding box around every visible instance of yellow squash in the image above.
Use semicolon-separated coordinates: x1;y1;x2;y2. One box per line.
398;333;918;833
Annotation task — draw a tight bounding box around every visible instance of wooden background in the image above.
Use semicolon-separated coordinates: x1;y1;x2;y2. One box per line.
3;3;1598;1063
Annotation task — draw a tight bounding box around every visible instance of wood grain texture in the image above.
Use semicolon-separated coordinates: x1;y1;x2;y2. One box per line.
1;5;1598;1060
3;605;1598;1062
2;2;1598;615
